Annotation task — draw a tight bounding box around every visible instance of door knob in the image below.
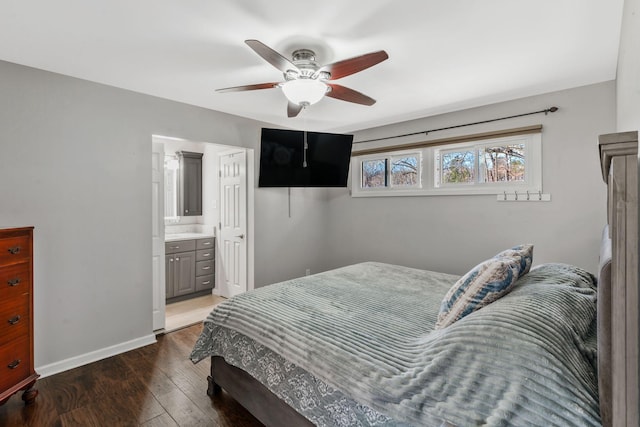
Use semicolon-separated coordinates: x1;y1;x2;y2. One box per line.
235;234;245;239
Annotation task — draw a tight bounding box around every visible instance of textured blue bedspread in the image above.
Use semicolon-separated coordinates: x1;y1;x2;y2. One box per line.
191;262;600;426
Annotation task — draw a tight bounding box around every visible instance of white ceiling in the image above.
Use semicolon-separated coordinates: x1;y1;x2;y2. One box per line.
0;1;624;133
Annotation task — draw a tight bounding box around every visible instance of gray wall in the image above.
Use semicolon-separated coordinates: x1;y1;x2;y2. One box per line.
617;0;640;132
325;82;616;276
254;187;331;284
0;60;330;368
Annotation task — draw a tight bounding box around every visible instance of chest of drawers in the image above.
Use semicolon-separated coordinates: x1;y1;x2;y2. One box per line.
0;227;38;405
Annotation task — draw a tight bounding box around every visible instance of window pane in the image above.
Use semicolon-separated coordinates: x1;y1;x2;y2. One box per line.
441;151;475;184
481;144;525;182
391;155;419;186
362;159;387;188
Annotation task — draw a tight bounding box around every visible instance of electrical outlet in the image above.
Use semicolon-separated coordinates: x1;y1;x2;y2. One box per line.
305;268;311;276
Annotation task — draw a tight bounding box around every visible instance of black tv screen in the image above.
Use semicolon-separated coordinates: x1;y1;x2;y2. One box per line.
259;128;353;187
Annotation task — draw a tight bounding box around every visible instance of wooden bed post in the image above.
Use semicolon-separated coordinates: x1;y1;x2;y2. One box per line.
207;375;222;397
598;131;639;427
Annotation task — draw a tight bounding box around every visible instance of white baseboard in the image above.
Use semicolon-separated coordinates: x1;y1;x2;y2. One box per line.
36;333;157;378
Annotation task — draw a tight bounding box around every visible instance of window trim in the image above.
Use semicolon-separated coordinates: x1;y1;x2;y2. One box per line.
351;133;542;197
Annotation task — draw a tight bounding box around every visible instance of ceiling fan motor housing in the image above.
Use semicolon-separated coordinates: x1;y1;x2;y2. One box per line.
286;49;329;81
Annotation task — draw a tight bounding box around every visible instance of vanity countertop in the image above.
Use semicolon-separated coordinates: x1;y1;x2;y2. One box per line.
165;232;215;242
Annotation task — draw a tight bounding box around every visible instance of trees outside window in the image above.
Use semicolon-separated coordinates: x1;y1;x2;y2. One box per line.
351;132;541;197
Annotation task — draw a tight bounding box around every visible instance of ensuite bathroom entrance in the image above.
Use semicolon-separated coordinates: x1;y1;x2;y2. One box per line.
151;136;254;332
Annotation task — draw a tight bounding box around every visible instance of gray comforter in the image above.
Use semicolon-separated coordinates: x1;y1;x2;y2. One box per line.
191;262;600;426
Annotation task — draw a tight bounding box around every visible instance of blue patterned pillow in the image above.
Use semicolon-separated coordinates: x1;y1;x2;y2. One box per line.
435;244;534;329
494;244;533;277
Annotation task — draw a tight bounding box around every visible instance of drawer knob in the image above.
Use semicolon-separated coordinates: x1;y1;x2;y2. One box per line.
203;253;211;256
8;315;21;325
7;246;21;255
8;359;21;370
203;242;211;246
202;266;211;270
202;281;211;285
8;278;21;287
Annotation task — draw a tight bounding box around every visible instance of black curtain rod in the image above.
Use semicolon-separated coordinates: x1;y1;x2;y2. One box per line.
355;106;559;144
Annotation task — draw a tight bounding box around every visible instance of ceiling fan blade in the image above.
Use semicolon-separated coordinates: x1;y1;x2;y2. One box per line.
245;39;299;74
216;82;281;93
326;84;376;106
320;50;388;80
287;102;303;118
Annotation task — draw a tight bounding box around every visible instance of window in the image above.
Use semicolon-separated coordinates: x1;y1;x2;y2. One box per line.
480;144;525;183
357;152;421;192
391;155;419;186
362;159;387;188
439;149;475;184
351;133;541;197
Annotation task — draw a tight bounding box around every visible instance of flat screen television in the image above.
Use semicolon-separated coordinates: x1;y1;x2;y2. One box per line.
259;128;354;187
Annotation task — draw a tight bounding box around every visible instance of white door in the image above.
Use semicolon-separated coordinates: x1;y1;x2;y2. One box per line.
218;150;247;297
151;142;166;331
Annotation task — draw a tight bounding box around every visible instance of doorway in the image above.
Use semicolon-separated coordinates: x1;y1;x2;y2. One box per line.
151;135;254;332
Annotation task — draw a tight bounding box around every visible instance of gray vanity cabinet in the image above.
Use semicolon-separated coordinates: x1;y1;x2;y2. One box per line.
165;237;214;300
195;237;215;291
177;151;203;216
172;252;196;297
165;251;196;298
165;240;197;299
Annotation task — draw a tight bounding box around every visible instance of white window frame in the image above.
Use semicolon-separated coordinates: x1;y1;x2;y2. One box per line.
351;133;542;197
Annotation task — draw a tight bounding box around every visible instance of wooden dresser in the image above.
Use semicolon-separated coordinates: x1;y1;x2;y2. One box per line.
0;227;38;405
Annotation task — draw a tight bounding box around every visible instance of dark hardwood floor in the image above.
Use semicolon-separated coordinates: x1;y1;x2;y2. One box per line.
0;324;264;427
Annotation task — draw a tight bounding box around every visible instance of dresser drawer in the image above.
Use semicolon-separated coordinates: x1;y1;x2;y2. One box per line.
0;336;31;392
196;238;214;250
0;235;31;267
0;294;29;347
165;240;196;254
0;263;30;300
196;260;214;277
196;249;214;261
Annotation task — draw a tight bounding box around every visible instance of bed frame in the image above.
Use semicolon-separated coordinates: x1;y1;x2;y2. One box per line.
207;131;639;427
598;131;638;427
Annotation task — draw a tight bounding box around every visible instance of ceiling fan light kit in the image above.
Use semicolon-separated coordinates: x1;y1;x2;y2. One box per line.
281;79;328;106
216;39;388;117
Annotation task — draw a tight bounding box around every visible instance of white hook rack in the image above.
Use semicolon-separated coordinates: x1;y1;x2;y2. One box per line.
497;191;551;202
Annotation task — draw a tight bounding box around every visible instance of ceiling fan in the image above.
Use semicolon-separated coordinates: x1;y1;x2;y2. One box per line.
216;39;389;118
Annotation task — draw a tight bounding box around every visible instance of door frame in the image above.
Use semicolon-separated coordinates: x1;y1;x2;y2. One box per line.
151;135;254;331
151;141;166;331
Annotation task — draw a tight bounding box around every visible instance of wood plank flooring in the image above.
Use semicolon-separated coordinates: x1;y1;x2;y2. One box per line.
0;324;264;427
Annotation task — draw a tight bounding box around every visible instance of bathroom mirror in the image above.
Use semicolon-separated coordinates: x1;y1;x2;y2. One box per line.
164;155;179;220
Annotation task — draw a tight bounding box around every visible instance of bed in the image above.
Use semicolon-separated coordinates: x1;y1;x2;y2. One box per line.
191;131;639;427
